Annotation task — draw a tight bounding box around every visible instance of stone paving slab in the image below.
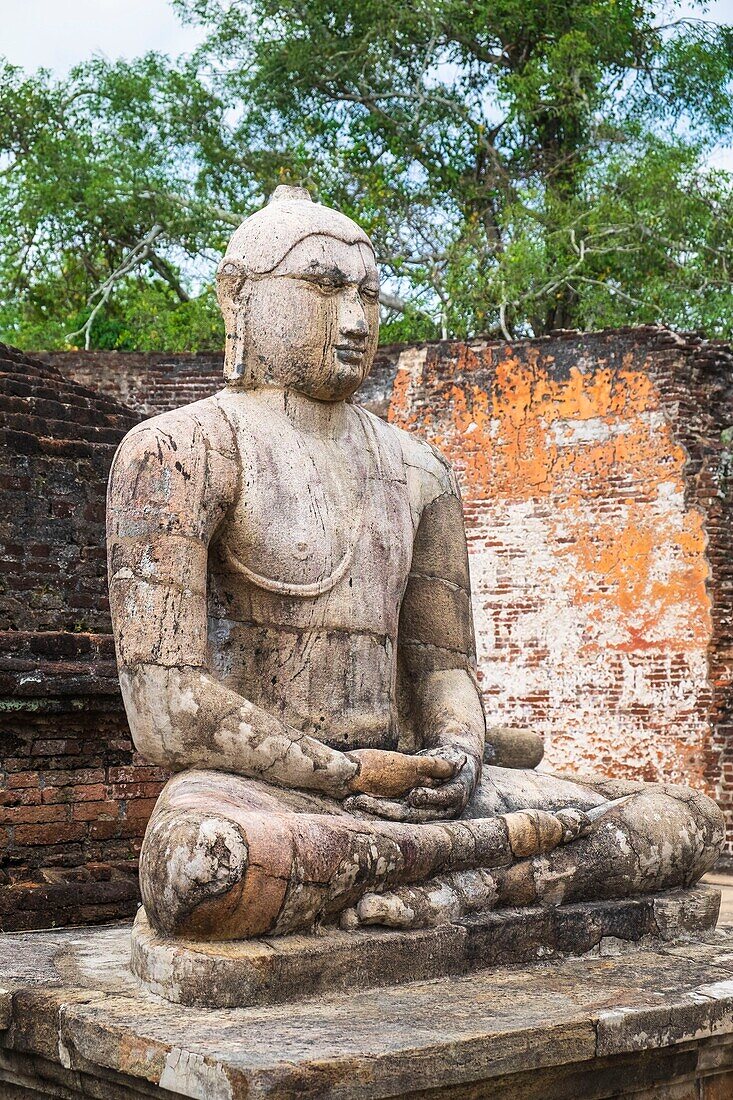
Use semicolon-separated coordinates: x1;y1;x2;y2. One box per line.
0;900;732;1097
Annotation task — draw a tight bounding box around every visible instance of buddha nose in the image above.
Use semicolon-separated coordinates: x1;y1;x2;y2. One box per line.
339;288;368;341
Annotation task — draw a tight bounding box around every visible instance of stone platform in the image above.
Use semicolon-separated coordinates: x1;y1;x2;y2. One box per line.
0;890;732;1098
131;885;722;1008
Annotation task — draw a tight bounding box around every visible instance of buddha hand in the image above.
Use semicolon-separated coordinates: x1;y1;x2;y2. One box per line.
406;747;478;818
343;747;477;823
344;748;456;800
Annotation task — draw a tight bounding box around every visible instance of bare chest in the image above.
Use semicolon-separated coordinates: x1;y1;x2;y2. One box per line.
212;402;414;621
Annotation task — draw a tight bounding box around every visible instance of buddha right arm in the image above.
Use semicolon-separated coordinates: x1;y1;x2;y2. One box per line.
106;409;359;798
117;662;362;795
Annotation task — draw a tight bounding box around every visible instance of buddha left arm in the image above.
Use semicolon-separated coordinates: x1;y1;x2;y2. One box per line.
344;441;486;823
396;473;486;816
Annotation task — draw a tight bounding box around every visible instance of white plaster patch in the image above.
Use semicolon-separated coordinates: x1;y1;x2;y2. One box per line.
550;417;631;446
468;485;712;788
654;479;685;512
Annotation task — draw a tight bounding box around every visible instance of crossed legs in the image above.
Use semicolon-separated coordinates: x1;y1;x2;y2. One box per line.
351;770;724;928
139;767;724;940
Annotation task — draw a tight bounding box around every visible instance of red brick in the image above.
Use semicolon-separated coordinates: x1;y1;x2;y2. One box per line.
107;765;167;783
0;804;67;825
108;782;164;800
41;783;107;805
87;820;121;841
72;800;120;822
124;798;158;821
6;772;40;790
14;823;86;846
44;769;105;787
0;788;41;808
31;740;80;757
113;820;149;840
72;783;109;803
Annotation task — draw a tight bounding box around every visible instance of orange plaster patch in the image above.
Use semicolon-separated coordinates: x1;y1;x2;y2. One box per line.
389;346;713;791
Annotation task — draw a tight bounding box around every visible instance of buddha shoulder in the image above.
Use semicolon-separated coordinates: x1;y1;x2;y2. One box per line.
108;395;239;528
382;418;459;510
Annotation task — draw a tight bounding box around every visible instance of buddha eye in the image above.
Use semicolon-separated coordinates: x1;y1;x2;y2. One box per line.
312;277;341;294
360;286;379;302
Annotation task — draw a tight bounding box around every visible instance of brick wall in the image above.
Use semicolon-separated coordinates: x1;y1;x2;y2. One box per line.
0;707;167;931
0;345;164;929
0;349;135;635
36;350;224;418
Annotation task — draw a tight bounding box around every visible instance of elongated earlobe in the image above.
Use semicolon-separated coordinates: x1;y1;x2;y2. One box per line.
223;307;248;384
217;263;251;385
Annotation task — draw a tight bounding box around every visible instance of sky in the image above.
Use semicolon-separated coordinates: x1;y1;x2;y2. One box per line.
1;0;205;73
2;0;733;75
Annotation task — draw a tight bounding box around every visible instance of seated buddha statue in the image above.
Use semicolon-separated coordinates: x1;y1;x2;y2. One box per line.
107;186;723;940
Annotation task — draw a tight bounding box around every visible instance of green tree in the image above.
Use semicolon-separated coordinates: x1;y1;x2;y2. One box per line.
0;56;235;350
174;0;733;337
2;0;733;348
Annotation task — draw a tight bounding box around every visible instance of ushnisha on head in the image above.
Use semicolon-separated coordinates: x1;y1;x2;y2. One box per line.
216;185;380;402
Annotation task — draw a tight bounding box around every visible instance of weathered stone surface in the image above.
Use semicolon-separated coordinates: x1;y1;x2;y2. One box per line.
2;923;733;1098
130;886;721;1009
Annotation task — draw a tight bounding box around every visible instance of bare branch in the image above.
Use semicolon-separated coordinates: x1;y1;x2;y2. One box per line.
378;288;435;321
139;189;244;227
499;301;513;341
66;223;164;349
572;275;648;308
448;33;510;68
379;289;410;312
149;251;191;302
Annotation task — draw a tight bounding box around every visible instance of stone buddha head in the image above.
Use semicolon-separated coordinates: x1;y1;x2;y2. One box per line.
216;185;380;401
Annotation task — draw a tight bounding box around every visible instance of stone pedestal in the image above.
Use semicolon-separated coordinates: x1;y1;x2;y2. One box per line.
131;885;721;1008
0;891;732;1098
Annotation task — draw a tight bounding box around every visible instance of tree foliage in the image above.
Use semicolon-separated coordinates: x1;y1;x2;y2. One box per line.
0;56;234;349
2;0;733;348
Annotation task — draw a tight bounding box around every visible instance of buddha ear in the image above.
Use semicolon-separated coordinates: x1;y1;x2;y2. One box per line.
217;259;247;301
216;261;250;384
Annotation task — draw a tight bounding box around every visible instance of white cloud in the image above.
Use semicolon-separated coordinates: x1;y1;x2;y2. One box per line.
0;0;205;74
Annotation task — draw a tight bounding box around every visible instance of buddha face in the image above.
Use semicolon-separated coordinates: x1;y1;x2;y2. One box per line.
229;233;380;402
